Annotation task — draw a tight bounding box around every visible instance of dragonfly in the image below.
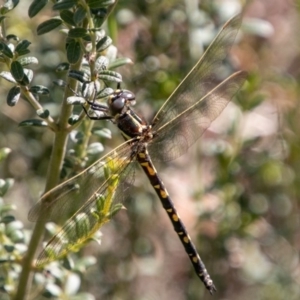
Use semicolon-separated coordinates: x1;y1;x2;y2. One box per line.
28;14;247;294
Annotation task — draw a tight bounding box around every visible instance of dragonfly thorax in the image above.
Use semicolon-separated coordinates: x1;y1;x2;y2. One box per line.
107;89;136;116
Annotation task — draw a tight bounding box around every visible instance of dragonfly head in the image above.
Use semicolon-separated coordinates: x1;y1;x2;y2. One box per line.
108;89;136;116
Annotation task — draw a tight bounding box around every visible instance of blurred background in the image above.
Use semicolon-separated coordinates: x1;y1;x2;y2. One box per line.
1;0;300;299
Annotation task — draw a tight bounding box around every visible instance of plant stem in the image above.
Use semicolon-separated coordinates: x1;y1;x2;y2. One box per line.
13;57;83;300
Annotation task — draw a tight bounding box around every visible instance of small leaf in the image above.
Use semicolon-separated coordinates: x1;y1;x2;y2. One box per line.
98;70;122;83
109;57;133;69
6;86;21;106
1;0;19;14
67;40;81;64
87;142;104;155
37;18;63;35
18;119;48;127
6;34;19;41
95;56;109;72
15;40;31;53
97;87;114;98
0;148;11;162
67;96;86;105
68;115;80;125
36;109;50;119
4;245;15;253
1;215;15;224
29;85;50;95
68;70;90;82
68;28;88;38
91;127;111;139
43;283;62;297
0;71;16;83
96;36;112;52
87;0;115;9
0;42;13;58
0;178;14;197
74;5;87;24
56;62;70;72
18;56;38;66
28;0;47;17
53;79;67;87
60;10;76;26
53;0;77;11
82;80;100;98
10;61;24;81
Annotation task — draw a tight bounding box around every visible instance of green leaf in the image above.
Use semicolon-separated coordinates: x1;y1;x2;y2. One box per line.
0;71;16;83
6;34;19;41
53;0;77;11
87;142;104;155
18;56;38;66
29;85;50;95
56;62;70;72
109;57;133;69
15;40;31;54
60;10;76;26
96;36;112;52
68;28;88;38
37;18;63;35
95;56;109;72
74;5;87;24
43;283;62;297
18;119;48;127
6;86;21;106
0;0;19;14
87;0;115;9
68;69;90;82
98;70;122;83
67;40;81;64
0;42;13;58
91;127;111;139
97;87;114;98
10;61;24;81
0;178;14;197
67;96;86;105
18;69;33;85
53;79;67;87
36;108;50;119
68;115;80;125
1;215;15;224
28;0;48;18
0;148;11;162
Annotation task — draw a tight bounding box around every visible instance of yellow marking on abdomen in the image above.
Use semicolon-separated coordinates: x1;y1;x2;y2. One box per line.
138;152;146;159
183;236;189;243
160;189;168;198
172;214;179;222
193;256;199;263
140;162;156;176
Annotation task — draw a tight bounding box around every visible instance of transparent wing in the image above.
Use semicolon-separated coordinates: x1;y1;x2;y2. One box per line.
148;14;246;161
148;71;247;161
28;139;137;224
35;165;123;267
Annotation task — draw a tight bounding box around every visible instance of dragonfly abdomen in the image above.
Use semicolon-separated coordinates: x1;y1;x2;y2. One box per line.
137;150;216;294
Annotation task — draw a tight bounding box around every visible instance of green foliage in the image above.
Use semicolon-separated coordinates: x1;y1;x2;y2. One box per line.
0;0;299;300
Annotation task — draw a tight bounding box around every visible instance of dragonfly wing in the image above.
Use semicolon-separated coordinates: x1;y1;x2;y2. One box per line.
148;15;244;161
148;71;247;161
28;140;136;224
36;174;123;267
151;14;242;128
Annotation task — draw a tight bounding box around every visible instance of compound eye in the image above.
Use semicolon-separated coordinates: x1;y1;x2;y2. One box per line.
122;90;136;104
110;96;125;114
